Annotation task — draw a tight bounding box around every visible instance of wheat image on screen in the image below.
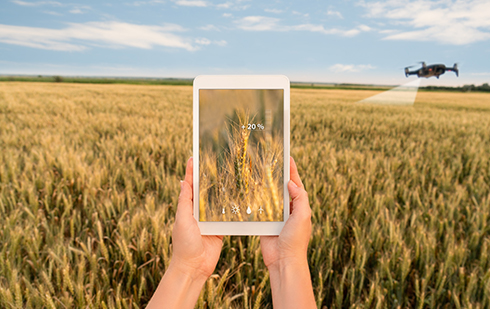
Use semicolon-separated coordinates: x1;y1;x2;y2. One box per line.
199;89;284;222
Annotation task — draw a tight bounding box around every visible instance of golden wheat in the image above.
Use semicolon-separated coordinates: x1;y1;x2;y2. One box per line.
0;82;489;308
199;104;283;222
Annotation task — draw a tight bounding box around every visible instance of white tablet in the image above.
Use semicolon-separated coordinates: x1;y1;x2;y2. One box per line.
193;75;290;235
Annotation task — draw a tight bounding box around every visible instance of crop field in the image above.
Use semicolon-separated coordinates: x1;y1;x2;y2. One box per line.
0;82;489;308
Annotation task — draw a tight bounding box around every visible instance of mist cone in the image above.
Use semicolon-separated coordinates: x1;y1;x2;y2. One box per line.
359;79;421;106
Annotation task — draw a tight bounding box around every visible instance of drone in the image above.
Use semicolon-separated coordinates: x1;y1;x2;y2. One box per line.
405;62;459;79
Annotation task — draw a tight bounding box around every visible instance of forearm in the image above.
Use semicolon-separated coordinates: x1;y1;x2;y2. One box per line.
146;261;207;309
268;259;316;309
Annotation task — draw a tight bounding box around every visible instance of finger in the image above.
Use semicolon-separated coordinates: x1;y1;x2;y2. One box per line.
176;158;194;219
289;156;304;189
260;235;277;244
204;235;224;242
183;157;193;190
176;181;193;219
287;180;311;220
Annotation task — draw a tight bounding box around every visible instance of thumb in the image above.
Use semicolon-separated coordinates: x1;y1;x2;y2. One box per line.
287;180;310;218
176;180;194;220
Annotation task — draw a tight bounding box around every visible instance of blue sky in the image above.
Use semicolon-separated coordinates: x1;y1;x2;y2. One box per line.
1;0;489;86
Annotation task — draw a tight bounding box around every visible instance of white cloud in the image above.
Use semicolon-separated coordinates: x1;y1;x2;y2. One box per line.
174;0;207;7
326;10;343;19
223;13;233;17
379;29;397;34
292;11;309;17
329;64;376;73
215;0;249;10
0;21;198;51
195;38;211;45
12;0;92;14
235;16;371;37
236;16;280;31
358;24;371;32
195;38;227;46
11;0;62;6
360;0;490;44
264;8;283;14
216;2;232;8
43;10;62;16
130;0;165;5
200;24;220;31
291;24;363;37
214;39;227;46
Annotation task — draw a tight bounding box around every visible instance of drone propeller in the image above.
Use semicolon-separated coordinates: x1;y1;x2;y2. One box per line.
418;61;427;68
444;63;460;77
451;63;459;76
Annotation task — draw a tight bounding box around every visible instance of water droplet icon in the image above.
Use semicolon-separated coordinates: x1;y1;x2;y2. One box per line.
246;206;252;214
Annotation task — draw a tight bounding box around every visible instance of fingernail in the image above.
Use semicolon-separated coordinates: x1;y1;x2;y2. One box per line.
289;180;298;187
180;180;184;190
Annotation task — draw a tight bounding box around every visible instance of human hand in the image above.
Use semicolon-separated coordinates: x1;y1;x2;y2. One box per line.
170;157;224;281
147;157;223;309
260;156;312;269
259;156;316;309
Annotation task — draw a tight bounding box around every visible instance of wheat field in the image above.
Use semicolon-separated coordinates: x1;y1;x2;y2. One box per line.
0;82;489;308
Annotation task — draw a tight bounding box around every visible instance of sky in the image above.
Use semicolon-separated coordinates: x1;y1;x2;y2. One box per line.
0;0;489;86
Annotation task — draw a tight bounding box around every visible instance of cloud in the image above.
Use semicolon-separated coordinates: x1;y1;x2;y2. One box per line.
235;16;371;37
264;8;282;14
292;11;309;17
12;0;92;14
360;0;490;44
216;1;249;10
130;0;165;5
11;0;62;6
326;10;343;19
329;64;375;73
174;0;207;7
216;2;232;8
200;24;220;31
43;10;62;16
195;38;227;46
236;16;280;31
0;21;199;51
69;8;83;14
214;40;227;46
195;38;211;45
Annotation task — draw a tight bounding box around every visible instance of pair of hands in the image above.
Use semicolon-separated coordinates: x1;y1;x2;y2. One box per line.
170;156;312;283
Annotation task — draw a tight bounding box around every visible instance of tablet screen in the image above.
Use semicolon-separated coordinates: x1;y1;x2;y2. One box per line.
199;89;284;222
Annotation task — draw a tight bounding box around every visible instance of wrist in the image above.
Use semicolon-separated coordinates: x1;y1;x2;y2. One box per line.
147;258;208;309
267;257;316;309
168;258;209;285
267;256;309;276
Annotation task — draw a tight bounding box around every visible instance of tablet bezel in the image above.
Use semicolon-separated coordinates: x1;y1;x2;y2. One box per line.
193;75;290;235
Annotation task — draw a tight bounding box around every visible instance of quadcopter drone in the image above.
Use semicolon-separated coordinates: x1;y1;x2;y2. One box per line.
405;62;459;79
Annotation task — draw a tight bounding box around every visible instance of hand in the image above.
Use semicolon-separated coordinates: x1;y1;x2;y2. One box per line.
259;156;316;309
170;157;224;280
146;157;223;309
260;156;312;268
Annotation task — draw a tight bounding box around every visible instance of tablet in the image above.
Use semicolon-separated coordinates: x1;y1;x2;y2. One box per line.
193;75;290;235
